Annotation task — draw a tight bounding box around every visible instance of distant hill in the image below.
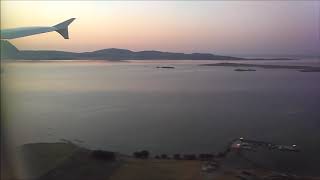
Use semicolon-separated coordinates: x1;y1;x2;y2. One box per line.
1;40;244;60
1;40;21;59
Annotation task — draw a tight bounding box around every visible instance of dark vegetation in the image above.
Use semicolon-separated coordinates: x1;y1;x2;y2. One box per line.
183;154;197;160
133;150;150;159
140;152;217;161
161;154;169;159
91;150;116;161
2;143;122;180
198;153;215;160
173;154;181;160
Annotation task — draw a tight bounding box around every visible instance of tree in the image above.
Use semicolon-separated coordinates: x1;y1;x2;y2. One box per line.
91;150;116;161
161;154;168;159
173;154;181;160
183;154;196;160
133;150;150;159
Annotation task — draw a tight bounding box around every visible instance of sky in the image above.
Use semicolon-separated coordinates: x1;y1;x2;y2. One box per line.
1;1;319;56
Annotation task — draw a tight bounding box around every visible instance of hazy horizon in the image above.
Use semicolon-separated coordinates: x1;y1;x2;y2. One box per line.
1;1;319;56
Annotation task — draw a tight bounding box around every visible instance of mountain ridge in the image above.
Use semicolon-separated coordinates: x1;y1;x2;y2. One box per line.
1;40;294;61
0;40;245;60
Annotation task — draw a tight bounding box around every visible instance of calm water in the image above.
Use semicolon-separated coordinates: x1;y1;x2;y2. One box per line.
3;59;320;175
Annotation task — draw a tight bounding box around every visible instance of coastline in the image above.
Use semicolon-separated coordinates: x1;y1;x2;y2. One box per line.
200;62;320;72
3;142;320;180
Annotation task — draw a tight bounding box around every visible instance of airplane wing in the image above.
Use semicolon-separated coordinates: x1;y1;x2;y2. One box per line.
0;18;75;40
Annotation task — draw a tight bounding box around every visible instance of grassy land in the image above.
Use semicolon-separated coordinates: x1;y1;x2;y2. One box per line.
3;142;320;180
109;158;203;180
17;142;79;179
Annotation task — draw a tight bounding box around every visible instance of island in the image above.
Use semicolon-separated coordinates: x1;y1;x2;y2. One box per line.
299;68;320;72
201;63;320;72
156;66;175;69
234;68;256;72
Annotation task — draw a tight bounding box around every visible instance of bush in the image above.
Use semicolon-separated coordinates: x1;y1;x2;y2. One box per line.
160;154;168;159
91;150;116;161
173;154;181;160
183;154;197;160
217;152;226;158
198;153;215;160
141;150;149;158
133;150;150;159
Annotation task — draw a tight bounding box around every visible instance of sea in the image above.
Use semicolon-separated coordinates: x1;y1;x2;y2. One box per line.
2;59;320;175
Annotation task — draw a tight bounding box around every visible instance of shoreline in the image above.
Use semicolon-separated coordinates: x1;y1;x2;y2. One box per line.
3;142;320;180
1;58;298;62
200;62;320;72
